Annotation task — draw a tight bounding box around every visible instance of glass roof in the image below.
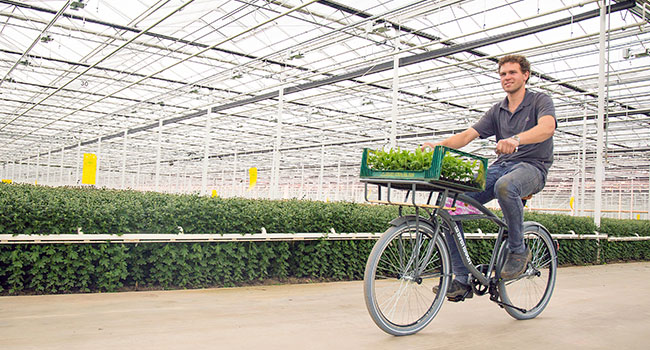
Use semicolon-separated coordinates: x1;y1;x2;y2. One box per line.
1;0;650;208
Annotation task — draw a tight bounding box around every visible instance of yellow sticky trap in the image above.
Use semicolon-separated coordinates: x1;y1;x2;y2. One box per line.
82;153;97;185
248;167;257;190
211;189;218;198
569;197;574;210
2;179;12;184
637;214;640;220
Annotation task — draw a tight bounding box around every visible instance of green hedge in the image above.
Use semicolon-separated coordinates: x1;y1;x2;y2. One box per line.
0;183;400;235
0;183;648;294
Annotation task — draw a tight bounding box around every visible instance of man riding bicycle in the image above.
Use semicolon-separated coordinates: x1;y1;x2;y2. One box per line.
422;54;557;301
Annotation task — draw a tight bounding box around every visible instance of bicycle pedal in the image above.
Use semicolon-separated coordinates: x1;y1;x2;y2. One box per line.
447;291;473;303
447;295;466;302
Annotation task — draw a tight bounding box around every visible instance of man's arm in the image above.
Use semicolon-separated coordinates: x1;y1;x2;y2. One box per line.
422;128;480;150
495;115;556;154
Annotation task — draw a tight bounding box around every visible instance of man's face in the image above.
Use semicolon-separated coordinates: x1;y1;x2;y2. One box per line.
499;62;529;94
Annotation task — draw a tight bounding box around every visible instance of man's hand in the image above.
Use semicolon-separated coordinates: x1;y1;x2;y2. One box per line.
420;142;439;151
496;137;519;154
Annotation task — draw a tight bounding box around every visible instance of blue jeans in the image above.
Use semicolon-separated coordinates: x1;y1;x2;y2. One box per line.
446;161;546;284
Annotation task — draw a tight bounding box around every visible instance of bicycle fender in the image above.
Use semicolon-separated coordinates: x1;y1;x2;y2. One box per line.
389;215;434;230
523;221;558;254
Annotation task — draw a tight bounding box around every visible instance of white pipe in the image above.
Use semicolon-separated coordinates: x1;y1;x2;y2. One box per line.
3;232;649;244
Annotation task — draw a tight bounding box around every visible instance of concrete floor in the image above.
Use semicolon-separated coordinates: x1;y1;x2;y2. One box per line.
1;262;649;350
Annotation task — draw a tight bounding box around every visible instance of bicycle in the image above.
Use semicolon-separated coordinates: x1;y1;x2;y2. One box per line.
361;178;558;336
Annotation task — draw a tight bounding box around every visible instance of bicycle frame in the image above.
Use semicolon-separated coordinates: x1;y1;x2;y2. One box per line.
362;178;558;334
435;195;506;287
362;178;508;287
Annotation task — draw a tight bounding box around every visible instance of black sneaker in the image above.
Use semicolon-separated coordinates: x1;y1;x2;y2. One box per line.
432;280;473;302
500;247;532;279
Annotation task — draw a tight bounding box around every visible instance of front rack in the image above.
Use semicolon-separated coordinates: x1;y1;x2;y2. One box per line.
361;178;465;211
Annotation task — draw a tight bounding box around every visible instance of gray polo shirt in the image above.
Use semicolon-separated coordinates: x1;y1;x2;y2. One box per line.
472;89;556;177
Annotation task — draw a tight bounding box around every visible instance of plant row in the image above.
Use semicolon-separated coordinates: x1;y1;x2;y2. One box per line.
2;239;648;295
1;183;649;294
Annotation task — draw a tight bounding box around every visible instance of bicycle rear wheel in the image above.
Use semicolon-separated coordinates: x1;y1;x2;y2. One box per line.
364;219;451;336
498;222;557;320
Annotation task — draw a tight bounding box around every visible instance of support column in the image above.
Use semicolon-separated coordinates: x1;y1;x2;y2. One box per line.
136;159;141;190
61;146;66;185
155;119;162;192
571;174;578;216
97;137;102;187
593;0;607;227
36;147;40;184
580;101;587;216
47;150;52;185
300;164;305;199
232;152;237;197
618;184;622;219
319;145;324;201
75;141;80;185
390;43;399;150
201;108;212;196
336;160;341;201
630;178;634;219
271;85;284;199
122;130;127;189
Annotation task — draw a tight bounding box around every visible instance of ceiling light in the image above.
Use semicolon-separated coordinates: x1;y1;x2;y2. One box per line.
70;1;85;11
40;34;53;43
622;47;650;59
288;51;304;60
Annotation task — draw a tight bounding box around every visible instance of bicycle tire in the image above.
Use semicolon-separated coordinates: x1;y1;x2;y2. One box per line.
364;219;451;336
497;221;557;320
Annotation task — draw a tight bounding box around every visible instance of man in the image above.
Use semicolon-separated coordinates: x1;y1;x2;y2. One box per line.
422;54;556;300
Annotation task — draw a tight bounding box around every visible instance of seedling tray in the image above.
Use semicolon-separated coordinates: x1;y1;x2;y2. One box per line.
360;146;487;192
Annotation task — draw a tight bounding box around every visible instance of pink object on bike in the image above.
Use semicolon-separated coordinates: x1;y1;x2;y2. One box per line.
445;197;482;215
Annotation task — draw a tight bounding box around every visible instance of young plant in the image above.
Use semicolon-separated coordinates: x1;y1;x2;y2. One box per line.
367;147;485;188
367;148;434;171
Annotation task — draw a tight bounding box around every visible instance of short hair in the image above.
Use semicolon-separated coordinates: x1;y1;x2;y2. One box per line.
498;55;531;82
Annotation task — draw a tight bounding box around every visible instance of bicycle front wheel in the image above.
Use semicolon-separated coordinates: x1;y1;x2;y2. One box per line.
498;222;557;320
364;219;451;336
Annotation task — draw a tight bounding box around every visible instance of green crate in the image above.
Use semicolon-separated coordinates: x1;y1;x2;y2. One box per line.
360;146;488;192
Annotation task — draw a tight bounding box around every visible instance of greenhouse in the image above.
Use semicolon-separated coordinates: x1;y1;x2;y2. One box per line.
2;1;650;347
0;0;649;220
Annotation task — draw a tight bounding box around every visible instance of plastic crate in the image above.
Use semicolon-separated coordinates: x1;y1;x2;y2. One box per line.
359;146;487;192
